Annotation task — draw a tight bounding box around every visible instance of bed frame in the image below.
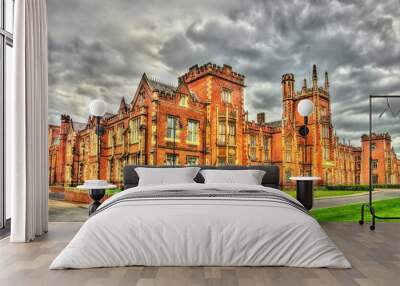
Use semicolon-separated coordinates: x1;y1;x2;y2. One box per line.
123;165;280;190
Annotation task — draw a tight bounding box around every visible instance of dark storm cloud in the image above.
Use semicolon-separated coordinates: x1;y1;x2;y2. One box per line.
48;0;400;151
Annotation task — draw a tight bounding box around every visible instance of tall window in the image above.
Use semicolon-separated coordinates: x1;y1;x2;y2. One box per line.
1;0;14;229
285;139;292;162
221;89;232;103
108;130;114;147
187;120;199;144
323;145;329;160
249;135;257;161
115;160;121;182
130;117;140;143
166;116;178;140
116;125;123;144
166;154;177;166
321;125;329;139
218;121;226;144
263;136;269;161
372;159;378;169
228;123;236;145
179;95;188;107
90;131;97;155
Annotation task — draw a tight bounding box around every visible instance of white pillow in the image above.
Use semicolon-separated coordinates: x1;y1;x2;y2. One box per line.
135;167;200;186
200;169;266;185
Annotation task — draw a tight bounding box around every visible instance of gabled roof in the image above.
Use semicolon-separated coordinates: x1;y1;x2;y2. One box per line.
147;77;177;94
103;112;116;119
72;121;87;132
266;120;282;128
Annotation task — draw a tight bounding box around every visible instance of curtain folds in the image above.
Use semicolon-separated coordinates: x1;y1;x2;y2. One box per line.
9;0;48;242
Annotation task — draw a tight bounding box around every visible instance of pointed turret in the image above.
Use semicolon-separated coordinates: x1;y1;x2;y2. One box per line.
324;71;329;91
281;73;295;99
303;78;307;89
119;96;127;113
312;64;318;89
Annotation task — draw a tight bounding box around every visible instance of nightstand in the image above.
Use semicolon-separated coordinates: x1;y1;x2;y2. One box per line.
289;177;321;210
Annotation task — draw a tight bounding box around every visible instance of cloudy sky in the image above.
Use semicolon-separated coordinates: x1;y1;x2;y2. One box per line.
48;0;400;151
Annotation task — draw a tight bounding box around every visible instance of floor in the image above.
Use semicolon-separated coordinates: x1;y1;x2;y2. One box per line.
0;222;399;286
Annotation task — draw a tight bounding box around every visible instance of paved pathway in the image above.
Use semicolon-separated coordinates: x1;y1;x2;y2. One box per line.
314;189;400;209
48;189;400;221
49;199;88;222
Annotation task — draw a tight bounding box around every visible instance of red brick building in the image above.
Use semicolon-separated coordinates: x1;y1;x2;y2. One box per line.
48;63;400;186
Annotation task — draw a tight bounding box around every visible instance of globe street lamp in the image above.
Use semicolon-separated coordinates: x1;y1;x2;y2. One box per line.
297;99;314;176
89;99;106;178
83;99;108;215
289;98;320;210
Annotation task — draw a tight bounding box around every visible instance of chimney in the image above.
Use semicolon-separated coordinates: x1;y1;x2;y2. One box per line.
223;64;232;74
189;64;198;72
257;112;266;124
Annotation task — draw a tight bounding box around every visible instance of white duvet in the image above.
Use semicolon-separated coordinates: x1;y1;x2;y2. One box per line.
50;183;351;269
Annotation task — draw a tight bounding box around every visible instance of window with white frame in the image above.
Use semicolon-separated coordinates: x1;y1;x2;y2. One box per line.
166;116;178;140
221;89;232;104
166;154;178;166
218;121;226;144
228;123;236;145
322;124;329;139
263;136;269;161
130;117;140;143
323;145;329;160
187;120;199;144
372;159;378;169
249;135;257;161
179;95;188;107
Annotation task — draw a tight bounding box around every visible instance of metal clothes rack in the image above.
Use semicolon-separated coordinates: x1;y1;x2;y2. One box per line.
359;95;400;230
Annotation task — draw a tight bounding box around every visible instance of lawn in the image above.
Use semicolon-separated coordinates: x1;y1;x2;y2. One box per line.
311;198;400;222
284;189;368;199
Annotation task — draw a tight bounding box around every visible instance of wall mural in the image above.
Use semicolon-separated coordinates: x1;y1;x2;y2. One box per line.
46;1;400;211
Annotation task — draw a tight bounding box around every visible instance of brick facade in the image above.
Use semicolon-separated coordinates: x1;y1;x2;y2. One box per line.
48;63;400;187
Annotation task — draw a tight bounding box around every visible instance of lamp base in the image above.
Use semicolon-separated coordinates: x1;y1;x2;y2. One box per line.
88;189;105;215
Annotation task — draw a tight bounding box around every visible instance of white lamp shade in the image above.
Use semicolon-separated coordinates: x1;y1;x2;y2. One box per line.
297;99;314;116
89;99;106;117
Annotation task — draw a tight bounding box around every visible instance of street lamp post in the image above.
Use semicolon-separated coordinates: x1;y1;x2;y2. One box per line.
89;99;106;178
289;98;320;210
297;99;314;175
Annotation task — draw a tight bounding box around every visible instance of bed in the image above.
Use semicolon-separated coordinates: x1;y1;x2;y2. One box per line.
50;165;351;269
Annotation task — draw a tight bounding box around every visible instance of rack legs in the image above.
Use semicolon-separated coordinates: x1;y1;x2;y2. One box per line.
359;203;376;231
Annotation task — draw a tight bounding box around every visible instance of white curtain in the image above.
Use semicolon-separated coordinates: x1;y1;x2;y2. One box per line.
8;0;48;242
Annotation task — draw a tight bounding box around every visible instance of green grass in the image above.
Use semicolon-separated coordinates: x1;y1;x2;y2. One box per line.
311;198;400;222
105;188;123;196
284;189;368;199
